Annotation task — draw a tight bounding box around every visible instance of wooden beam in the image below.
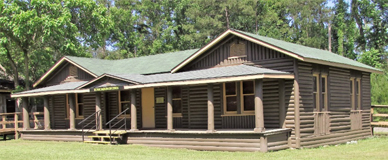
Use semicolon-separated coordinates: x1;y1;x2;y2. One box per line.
130;90;138;131
95;92;102;130
167;87;174;132
254;79;264;132
68;94;76;130
207;84;215;132
43;96;51;130
260;136;268;152
22;97;30;130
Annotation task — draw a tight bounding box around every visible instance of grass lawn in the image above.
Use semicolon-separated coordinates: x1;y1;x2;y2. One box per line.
0;136;386;160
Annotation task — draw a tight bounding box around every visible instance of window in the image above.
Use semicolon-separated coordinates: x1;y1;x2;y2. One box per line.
224;82;238;113
321;75;328;111
172;87;182;117
350;78;355;110
356;78;361;110
223;81;255;115
76;94;84;118
242;81;255;112
313;73;328;111
119;91;131;116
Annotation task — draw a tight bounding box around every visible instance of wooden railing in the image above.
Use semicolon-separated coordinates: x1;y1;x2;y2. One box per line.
31;112;44;129
0;112;22;139
371;105;388;135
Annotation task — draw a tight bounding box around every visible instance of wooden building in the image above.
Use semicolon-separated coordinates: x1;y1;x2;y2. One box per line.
11;29;381;152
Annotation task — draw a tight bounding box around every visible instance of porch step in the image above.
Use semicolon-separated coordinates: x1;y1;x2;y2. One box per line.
88;136;120;139
93;130;127;135
84;141;116;144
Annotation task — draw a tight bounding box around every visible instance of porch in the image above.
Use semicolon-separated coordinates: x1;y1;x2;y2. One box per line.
20;128;291;152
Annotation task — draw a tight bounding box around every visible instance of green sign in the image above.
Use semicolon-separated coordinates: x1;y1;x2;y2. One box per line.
91;86;123;92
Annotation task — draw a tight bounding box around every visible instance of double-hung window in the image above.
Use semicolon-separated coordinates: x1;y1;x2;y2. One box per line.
313;73;328;111
224;81;255;115
76;94;84;118
172;87;182;117
119;91;131;116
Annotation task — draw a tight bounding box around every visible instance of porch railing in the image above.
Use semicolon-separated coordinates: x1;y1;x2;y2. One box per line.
105;108;129;144
78;110;101;142
371;105;388;135
0;112;22;139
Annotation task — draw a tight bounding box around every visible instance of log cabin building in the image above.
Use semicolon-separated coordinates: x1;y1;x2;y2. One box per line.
11;29;381;152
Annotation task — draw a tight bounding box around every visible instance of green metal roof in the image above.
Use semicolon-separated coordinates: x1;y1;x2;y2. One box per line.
232;29;380;72
66;49;198;75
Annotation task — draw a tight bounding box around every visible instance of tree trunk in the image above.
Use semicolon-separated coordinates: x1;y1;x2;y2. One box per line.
23;49;30;90
328;23;332;52
3;43;19;88
225;7;230;29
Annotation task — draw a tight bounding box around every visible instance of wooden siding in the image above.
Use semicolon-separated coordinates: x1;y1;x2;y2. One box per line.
296;61;372;148
21;130;93;142
155;87;167;128
181;36;294;73
105;90;142;129
52;95;68;129
188;85;208;129
46;63;94;86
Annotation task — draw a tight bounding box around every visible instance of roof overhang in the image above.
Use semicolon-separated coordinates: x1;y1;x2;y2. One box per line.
33;57;98;88
171;29;382;74
0;89;12;93
123;73;294;90
11;89;90;98
76;74;140;89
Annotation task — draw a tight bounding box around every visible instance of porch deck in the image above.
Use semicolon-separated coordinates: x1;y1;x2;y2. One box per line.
20;128;291;152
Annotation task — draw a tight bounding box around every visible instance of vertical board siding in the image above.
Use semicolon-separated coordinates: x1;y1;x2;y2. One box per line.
46;63;95;86
188;85;208;129
181;37;293;72
155;87;167;128
173;117;182;128
222;116;255;129
52;95;68;129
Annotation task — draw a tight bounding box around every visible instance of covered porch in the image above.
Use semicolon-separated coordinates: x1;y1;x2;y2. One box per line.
12;64;296;152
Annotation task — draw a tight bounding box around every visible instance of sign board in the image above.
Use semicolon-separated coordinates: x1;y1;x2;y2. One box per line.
90;86;124;92
156;97;164;103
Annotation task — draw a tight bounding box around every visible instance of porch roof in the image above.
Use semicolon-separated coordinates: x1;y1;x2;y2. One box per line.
12;65;293;98
12;81;89;97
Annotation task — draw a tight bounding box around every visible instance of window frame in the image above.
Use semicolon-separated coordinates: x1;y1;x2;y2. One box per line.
321;74;328;111
223;82;238;115
172;86;183;117
240;81;255;114
118;90;131;117
313;73;320;111
356;78;361;110
350;78;355;110
223;81;255;115
75;93;84;119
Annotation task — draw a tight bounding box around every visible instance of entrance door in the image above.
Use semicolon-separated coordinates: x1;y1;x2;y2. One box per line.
142;88;155;128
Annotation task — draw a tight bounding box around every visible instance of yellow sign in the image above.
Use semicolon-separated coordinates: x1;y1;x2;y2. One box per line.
156;97;164;103
91;86;123;92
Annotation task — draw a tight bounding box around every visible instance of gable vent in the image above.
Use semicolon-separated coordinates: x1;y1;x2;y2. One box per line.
69;65;78;77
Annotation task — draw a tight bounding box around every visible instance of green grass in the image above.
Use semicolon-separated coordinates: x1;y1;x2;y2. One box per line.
0;137;387;160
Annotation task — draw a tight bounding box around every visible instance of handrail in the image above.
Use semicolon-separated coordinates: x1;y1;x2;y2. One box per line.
106;108;129;144
370;105;388;135
78;110;101;142
106;108;130;125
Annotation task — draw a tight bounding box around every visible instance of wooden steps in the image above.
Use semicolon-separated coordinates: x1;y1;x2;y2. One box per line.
128;137;261;152
84;130;128;145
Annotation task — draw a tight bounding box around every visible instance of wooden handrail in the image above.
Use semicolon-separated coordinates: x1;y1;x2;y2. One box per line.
370;105;388;135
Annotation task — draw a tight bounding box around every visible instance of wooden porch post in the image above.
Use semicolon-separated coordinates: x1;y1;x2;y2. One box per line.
294;60;301;148
260;136;268;152
43;96;51;130
95;92;102;130
130;90;138;131
68;94;76;130
22;97;30;130
207;84;215;132
254;79;265;132
167;87;174;132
